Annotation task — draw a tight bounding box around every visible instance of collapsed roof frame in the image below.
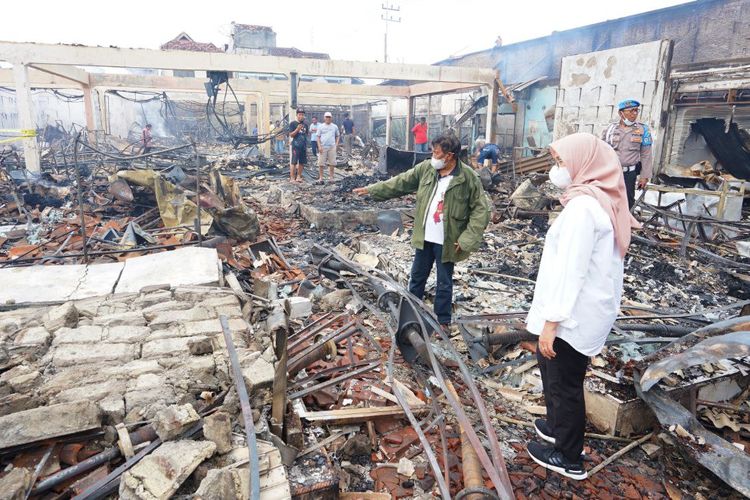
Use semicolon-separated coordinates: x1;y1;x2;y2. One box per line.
0;41;499;171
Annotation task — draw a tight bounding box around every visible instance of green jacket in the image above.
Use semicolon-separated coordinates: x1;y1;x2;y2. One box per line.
368;160;489;263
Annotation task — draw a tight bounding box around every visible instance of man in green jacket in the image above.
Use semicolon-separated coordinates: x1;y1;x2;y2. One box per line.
353;133;490;326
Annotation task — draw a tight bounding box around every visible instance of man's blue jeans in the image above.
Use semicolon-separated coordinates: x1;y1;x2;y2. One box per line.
408;242;454;325
415;142;428;153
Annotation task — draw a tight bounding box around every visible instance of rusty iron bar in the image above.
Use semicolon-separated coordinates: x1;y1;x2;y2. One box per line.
287;322;360;375
287;312;334;341
446;379;485;500
220;315;261;500
31;426;157;496
288;361;380;400
24;443;55;500
289;359;373;390
288;313;347;354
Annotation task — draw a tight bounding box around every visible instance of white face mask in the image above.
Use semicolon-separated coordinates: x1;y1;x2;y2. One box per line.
431;157;445;170
549;165;572;189
623;118;635;126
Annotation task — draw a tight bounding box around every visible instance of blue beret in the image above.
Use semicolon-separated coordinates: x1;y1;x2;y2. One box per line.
618;99;640;111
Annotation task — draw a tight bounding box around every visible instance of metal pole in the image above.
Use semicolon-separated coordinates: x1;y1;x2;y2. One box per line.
220;316;260;500
73;133;89;263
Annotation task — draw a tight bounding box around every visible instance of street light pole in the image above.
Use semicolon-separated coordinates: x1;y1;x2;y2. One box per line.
381;3;401;63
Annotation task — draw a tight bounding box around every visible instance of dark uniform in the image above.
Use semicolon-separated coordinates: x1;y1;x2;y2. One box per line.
602;99;653;209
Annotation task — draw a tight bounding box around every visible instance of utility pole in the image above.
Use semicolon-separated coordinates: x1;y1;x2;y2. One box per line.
381;3;401;63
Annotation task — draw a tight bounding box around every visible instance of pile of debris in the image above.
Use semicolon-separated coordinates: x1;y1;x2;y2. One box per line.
0;132;748;499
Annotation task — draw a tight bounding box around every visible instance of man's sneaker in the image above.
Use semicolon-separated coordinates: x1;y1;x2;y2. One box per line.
533;419;586;457
527;441;587;481
534;418;555;444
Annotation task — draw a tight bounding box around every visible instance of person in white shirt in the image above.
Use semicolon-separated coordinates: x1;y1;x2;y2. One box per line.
525;132;641;481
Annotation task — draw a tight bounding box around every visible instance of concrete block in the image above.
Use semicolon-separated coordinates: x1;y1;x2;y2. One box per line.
52;343;139;367
115;247;221;294
0;401;101;448
142;337;201;358
194;468;242;500
0;467;32;500
13;326;50;347
73;297;107;318
241;357;275;396
100;359;162;379
132;290;173;309
148;306;215;327
43;302;78;332
53;381;127;404
127;373;166;391
152;403;201;441
52;325;103;345
183;317;248;337
188;336;214;356
198;295;241;309
125;387;177;414
119;440;216;500
203;411;233;454
105;325;150;343
253;277;278;300
7;370;41;394
93;311;146;328
285;297;312;319
99;395;126;423
141;301;193;320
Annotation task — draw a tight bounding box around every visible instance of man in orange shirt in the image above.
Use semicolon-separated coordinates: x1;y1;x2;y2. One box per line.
411;117;428;152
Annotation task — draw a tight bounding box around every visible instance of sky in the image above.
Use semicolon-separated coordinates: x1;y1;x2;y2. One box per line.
1;0;690;65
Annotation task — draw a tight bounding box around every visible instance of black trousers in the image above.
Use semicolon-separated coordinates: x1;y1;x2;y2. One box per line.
537;337;589;462
623;168;638;209
408;242;454;325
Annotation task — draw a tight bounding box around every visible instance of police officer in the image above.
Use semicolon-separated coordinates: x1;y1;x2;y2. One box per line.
602;99;653;209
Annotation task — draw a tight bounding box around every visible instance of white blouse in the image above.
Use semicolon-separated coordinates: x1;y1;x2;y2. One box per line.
525;195;624;356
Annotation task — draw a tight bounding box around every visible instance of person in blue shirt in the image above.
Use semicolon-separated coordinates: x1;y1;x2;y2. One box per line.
475;139;500;172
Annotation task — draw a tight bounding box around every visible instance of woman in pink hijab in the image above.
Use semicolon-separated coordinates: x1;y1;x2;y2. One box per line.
525;133;640;480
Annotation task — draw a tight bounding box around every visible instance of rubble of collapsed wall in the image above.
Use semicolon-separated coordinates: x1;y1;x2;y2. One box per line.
0;123;749;500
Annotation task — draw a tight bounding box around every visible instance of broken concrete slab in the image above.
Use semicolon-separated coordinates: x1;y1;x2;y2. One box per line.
203;411;233;454
152;404;201;441
194;468;243;500
92;311;146;328
142;336;205;358
0;467;32;500
119;439;216;500
13;326;51;347
43;302;78;332
52;325;103;345
115;247;221;294
242;356;275;396
105;325;151;343
0;401;101;449
52;343;139;368
285;297;312;319
0;261;123;305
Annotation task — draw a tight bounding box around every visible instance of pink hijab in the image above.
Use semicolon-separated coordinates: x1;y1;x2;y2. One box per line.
549;133;641;257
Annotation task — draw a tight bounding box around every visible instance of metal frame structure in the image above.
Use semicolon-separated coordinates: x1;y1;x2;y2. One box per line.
0;41;499;171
